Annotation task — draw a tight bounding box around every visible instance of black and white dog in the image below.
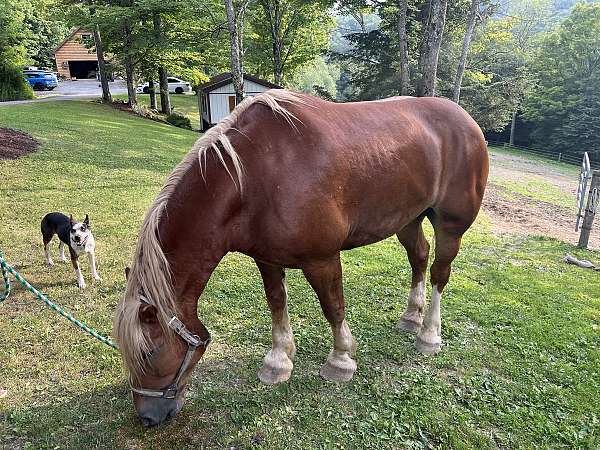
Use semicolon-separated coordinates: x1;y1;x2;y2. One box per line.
41;212;101;289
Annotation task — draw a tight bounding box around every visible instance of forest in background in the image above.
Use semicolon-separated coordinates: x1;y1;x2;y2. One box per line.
1;0;599;159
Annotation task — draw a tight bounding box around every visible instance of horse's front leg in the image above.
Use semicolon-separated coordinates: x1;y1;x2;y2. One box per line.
303;255;357;382
256;261;296;385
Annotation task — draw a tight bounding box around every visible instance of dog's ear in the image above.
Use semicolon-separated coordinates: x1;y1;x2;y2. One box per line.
84;214;89;226
69;214;74;227
125;266;130;280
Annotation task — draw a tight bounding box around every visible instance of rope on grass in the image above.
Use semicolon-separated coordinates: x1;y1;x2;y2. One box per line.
0;251;118;349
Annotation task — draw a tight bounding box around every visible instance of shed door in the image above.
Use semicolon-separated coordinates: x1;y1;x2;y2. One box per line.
228;96;236;112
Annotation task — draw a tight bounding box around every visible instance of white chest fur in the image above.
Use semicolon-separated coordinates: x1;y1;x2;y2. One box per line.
70;234;95;256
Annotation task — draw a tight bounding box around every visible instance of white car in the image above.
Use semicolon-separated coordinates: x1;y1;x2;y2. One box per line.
136;77;192;94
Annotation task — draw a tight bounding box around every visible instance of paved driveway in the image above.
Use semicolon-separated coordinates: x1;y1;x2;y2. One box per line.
0;80;128;106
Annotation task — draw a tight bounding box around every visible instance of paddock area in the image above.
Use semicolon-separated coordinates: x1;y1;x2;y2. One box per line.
0;100;598;449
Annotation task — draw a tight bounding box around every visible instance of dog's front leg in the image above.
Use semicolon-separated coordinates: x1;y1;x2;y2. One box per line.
59;242;67;263
71;257;86;289
88;252;101;282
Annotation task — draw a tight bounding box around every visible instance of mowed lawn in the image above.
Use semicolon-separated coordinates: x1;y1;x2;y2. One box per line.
114;93;201;130
0;100;599;449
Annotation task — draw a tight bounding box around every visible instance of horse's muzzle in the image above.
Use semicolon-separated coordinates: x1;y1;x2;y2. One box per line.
137;397;184;427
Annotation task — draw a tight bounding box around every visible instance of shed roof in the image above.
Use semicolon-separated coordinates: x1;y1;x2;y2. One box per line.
199;73;281;93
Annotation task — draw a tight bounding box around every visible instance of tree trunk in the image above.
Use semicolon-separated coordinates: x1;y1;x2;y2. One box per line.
123;22;137;107
224;0;245;103
509;111;517;146
452;0;479;103
158;67;171;114
153;12;171;114
397;0;410;95
93;24;112;103
148;79;157;110
261;0;284;85
416;0;448;97
197;88;203;131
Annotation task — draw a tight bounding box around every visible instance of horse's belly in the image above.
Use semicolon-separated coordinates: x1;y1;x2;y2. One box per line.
341;212;418;250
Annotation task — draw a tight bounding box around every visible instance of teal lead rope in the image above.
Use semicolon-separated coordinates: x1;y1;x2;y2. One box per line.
0;252;118;349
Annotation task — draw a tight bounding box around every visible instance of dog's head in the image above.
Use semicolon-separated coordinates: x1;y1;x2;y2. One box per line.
70;214;92;246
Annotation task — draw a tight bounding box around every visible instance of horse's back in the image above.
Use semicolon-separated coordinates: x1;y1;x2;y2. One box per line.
232;92;488;261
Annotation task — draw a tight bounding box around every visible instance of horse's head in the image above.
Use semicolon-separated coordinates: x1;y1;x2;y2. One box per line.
117;267;211;427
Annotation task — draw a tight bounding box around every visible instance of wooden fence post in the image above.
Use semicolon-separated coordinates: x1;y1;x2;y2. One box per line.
578;170;600;248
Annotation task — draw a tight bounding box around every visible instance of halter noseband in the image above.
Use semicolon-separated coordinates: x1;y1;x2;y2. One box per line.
130;316;211;399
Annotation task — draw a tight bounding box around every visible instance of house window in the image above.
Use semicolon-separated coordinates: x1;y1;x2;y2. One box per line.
81;33;92;41
228;95;236;112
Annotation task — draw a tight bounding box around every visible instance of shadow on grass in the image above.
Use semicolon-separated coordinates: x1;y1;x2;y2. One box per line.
2;353;319;449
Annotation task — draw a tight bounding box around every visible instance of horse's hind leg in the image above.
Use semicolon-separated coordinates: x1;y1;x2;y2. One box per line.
415;214;466;355
303;254;357;382
256;261;296;385
396;217;430;334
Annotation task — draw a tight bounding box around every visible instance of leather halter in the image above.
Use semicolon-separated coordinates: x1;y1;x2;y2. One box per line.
130;316;211;399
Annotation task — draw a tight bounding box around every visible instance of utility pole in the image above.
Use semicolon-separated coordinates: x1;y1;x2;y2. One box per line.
578;170;600;248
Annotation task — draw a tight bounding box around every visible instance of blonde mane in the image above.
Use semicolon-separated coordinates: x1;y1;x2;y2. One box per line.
113;89;306;378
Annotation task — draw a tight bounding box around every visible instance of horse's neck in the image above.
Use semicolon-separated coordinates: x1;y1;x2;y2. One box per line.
158;164;235;304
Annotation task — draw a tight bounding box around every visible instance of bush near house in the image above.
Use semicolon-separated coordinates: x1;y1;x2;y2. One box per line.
0;66;34;102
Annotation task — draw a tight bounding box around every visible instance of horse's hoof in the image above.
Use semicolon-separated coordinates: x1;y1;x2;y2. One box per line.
258;350;293;385
320;351;356;382
415;335;441;355
396;318;422;334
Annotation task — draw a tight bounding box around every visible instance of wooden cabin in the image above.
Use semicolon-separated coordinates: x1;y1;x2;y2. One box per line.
198;73;281;131
53;28;98;79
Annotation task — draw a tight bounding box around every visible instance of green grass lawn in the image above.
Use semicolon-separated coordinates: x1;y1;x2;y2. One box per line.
115;93;201;130
0;101;599;449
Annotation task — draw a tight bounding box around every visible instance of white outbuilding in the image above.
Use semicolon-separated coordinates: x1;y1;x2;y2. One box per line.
198;73;281;131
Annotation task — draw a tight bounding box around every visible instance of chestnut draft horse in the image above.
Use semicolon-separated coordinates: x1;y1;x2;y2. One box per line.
114;90;488;427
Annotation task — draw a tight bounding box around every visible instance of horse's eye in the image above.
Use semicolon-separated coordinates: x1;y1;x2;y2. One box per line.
71;228;76;233
142;345;162;362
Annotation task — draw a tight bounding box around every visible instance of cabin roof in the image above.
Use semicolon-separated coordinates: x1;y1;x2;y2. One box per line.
199;73;281;93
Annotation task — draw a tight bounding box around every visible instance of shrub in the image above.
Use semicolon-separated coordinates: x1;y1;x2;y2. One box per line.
0;65;34;102
166;113;191;130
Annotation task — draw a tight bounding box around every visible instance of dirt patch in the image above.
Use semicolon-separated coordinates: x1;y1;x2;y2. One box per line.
0;127;40;159
483;151;599;249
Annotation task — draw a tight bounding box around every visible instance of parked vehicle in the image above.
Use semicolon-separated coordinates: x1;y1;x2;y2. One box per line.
23;70;58;91
136;77;192;95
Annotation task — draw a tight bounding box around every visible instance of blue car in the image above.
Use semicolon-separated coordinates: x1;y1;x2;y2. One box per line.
23;70;58;91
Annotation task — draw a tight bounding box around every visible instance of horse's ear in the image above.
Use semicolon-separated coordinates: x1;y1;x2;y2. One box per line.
139;303;158;325
83;214;89;226
125;266;130;280
69;214;74;226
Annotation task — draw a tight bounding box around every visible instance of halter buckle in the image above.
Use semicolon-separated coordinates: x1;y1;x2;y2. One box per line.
162;385;179;399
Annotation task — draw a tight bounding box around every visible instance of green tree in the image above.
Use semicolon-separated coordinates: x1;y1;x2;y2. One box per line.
247;0;334;85
523;2;600;155
292;55;339;98
0;0;35;101
22;0;70;69
456;16;533;131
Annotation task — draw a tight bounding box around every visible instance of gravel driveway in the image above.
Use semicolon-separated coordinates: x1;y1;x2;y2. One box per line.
0;80;128;106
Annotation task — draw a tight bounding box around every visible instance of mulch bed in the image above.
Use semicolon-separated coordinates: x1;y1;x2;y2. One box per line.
0;127;40;159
